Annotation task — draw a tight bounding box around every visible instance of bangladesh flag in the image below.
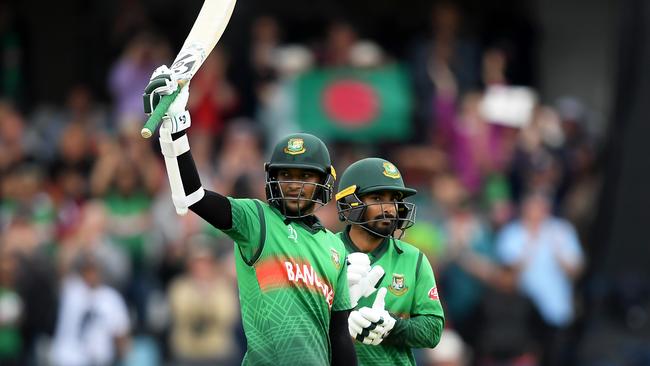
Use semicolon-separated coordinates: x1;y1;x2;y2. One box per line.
296;64;413;142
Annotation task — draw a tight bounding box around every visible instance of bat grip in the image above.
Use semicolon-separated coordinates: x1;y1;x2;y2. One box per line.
141;88;181;139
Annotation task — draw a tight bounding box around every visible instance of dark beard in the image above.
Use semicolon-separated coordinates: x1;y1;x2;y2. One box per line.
362;216;397;238
282;199;316;217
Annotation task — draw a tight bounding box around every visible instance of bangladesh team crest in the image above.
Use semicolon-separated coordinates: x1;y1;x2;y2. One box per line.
330;249;341;270
284;138;306;155
382;162;401;179
388;273;408;295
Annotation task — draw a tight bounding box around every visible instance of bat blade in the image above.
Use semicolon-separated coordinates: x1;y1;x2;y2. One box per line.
141;0;237;138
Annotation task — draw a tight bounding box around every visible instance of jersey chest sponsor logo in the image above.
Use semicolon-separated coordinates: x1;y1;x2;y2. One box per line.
388;273;408;296
428;286;439;300
284;261;334;308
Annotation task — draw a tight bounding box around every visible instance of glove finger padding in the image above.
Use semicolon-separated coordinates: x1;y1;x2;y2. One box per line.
349;310;372;338
347;264;370;277
349;307;392;344
347;252;371;267
143;65;179;115
349;288;396;345
358;307;383;324
362;334;381;345
349;310;373;330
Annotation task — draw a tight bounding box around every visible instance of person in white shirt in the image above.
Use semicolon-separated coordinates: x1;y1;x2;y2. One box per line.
496;191;584;366
50;251;130;366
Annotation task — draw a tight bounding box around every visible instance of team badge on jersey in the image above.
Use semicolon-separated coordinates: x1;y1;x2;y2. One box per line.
428;286;439;300
382;162;401;179
284;138;306;155
389;273;408;295
330;248;341;270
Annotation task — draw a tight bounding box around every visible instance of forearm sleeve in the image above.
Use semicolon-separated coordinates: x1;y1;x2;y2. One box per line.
167;131;232;229
329;310;358;366
382;314;444;349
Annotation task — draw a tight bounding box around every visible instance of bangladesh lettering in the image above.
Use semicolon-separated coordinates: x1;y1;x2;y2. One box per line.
284;261;334;307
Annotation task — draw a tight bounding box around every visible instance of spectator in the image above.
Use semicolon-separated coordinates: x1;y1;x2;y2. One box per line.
0;165;55;245
30;84;110;162
108;30;170;130
436;190;493;340
90;132;161;330
0;249;23;366
0;102;32;175
248;15;282;113
168;242;239;365
46;122;96;240
409;1;480;142
213;119;265;199
187;47;239;136
48;122;95;193
0;2;25;105
508;108;564;205
437;92;510;194
496;191;584;366
256;44;314;148
2;213;58;366
60;201;131;288
470;265;544;366
50;251;130;366
423;329;470;366
319;21;358;67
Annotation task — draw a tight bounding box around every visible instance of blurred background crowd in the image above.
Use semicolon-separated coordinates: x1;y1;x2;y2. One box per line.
1;0;649;365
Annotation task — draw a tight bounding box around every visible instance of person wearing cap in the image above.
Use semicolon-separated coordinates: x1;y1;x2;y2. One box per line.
335;158;445;365
143;71;356;365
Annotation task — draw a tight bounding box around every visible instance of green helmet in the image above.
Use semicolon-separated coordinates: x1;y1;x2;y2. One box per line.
335;158;416;237
265;133;336;218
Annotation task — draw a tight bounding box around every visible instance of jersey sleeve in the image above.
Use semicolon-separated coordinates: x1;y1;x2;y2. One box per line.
411;253;445;319
332;248;352;312
222;197;263;263
383;314;443;349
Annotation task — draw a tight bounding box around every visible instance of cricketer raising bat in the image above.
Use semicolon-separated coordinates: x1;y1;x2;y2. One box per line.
144;0;236;216
141;0;237;138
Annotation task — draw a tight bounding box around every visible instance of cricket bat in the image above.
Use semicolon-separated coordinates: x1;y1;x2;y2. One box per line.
141;0;237;138
146;0;236;216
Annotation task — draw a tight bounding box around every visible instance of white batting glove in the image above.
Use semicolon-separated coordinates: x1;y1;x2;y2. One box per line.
161;82;191;134
144;65;191;135
143;65;178;114
348;288;396;345
347;253;385;308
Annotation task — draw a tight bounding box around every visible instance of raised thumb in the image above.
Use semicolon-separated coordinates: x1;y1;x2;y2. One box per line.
372;287;387;310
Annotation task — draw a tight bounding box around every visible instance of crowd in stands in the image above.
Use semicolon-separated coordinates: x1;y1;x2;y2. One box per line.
0;2;601;365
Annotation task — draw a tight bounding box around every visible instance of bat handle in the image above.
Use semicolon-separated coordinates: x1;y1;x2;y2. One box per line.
141;88;181;139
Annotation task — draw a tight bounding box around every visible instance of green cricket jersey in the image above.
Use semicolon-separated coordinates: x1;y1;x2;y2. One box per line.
224;198;351;365
338;227;445;366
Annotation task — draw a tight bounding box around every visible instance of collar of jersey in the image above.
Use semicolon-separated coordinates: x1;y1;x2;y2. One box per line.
286;215;325;234
268;204;326;233
342;226;403;263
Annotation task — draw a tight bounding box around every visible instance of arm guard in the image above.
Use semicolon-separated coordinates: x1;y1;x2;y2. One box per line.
159;128;232;229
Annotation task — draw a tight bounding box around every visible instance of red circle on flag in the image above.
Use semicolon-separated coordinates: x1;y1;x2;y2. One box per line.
322;80;379;127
